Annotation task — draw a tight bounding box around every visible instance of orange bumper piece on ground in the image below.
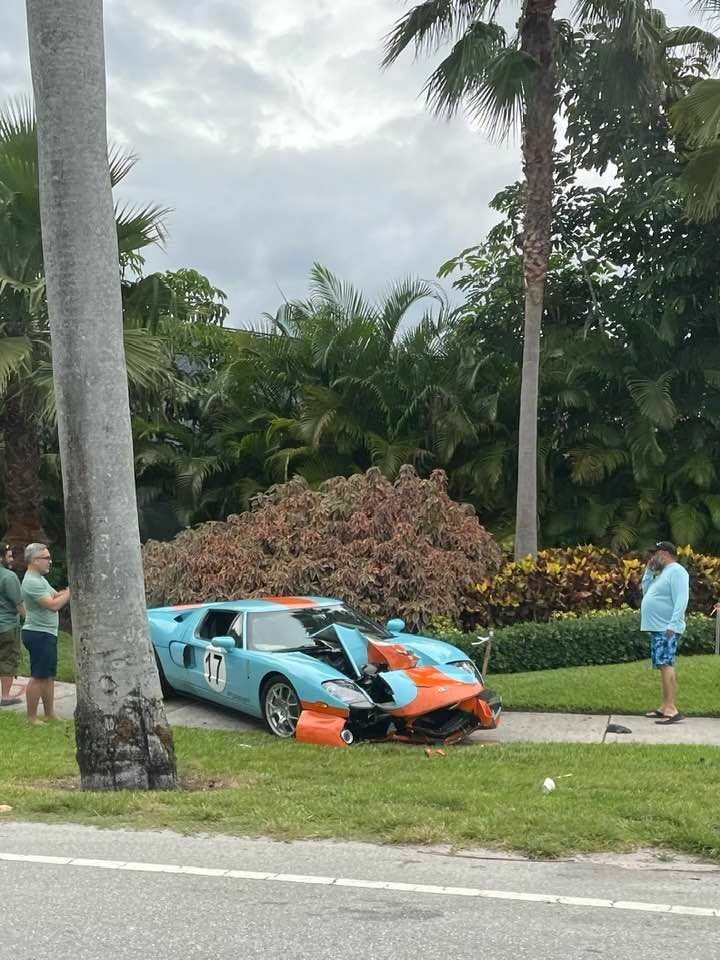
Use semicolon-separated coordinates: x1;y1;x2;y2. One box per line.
296;710;350;747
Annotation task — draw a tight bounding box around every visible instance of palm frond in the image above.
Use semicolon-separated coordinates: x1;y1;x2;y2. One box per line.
671;78;720;145
0;335;32;396
365;433;423;477
627;372;677;428
691;0;720;20
308;263;370;322
378;277;445;341
423;21;509;119
123;327;174;393
108;144;138;187
609;517;640;552
663;25;720;61
568;445;629;484
683;141;720;221
115;202;169;254
468;46;536;139
669;502;708;545
382;0;485;68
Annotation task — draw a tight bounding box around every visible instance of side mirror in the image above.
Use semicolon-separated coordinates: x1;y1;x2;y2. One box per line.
211;635;235;650
386;618;406;634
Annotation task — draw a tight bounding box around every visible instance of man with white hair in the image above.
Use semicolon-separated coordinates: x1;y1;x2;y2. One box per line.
21;543;70;725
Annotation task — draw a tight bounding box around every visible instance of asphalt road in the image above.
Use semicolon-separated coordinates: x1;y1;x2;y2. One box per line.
0;822;718;960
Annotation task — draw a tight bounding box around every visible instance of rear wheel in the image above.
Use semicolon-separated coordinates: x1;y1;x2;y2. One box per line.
262;677;300;738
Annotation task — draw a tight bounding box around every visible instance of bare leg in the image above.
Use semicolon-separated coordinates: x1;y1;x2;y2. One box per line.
1;676;23;702
660;665;677;716
26;678;45;725
41;679;57;720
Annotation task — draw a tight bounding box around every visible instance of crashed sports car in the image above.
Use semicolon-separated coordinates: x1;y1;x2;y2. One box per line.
148;596;501;747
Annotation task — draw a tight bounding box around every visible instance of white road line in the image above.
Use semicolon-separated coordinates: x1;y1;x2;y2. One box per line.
0;852;718;919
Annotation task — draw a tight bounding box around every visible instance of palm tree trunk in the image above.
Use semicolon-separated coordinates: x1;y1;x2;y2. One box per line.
26;0;176;789
514;0;557;560
0;387;49;566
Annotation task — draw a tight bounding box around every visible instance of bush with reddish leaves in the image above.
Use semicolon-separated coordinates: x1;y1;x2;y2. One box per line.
142;466;502;629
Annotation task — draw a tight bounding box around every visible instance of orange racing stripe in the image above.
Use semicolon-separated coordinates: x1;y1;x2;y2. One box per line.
263;596;317;608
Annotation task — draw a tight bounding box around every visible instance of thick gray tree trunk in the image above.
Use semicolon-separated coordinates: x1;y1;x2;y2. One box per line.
26;0;177;790
514;0;557;560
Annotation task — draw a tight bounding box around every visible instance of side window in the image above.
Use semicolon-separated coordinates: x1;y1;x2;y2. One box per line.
197;610;237;641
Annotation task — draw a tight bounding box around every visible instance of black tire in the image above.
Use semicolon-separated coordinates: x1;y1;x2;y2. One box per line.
154;653;174;699
261;675;301;739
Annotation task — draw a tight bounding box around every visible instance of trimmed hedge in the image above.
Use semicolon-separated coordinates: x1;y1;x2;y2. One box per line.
428;610;717;674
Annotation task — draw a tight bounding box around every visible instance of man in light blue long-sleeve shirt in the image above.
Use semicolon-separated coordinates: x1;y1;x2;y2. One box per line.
640;541;689;725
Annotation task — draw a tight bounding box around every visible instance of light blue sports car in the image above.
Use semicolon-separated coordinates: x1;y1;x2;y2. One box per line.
148;595;501;747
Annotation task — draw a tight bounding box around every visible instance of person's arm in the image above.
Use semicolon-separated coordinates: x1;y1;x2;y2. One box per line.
667;568;689;635
641;563;655;593
35;587;70;612
5;575;24;620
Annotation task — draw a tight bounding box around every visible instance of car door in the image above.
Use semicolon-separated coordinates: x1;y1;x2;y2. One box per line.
183;609;248;707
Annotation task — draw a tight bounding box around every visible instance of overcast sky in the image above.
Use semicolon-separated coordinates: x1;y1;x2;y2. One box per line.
1;0;706;325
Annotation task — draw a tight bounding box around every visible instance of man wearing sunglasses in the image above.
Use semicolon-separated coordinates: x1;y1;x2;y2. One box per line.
21;543;70;725
640;541;689;725
0;544;25;706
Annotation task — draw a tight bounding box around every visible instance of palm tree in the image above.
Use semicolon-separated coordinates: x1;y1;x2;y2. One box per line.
382;0;719;558
237;264;490;483
26;0;176;789
0;99;170;560
669;1;720;219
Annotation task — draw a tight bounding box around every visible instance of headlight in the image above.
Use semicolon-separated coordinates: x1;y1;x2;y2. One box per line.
449;660;481;680
322;680;373;708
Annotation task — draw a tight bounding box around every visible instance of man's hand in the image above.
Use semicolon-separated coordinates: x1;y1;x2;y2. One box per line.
665;628;674;638
712;603;720;616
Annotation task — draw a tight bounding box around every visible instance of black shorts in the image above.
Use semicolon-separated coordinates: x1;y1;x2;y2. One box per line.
22;630;58;679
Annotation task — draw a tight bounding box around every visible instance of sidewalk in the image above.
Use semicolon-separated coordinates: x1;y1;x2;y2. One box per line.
5;678;720;745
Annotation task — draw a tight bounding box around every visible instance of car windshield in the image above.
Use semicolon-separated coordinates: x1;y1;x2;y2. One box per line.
246;605;392;653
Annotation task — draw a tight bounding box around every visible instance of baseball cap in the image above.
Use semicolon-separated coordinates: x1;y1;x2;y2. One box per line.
654;541;677;555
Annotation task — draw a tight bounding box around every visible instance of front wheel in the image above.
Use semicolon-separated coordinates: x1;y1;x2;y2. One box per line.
262;677;301;738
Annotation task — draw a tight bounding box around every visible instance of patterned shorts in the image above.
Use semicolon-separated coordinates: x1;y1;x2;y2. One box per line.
0;628;20;675
650;631;678;668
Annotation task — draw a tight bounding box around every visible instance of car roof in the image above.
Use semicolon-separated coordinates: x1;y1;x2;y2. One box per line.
150;596;342;616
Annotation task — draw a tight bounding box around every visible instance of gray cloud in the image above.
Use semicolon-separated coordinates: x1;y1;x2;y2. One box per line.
2;0;707;324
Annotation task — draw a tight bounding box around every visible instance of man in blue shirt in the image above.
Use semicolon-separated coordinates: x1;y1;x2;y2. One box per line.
640;541;689;725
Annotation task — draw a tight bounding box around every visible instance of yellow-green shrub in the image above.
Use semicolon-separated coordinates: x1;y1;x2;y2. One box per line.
468;545;720;629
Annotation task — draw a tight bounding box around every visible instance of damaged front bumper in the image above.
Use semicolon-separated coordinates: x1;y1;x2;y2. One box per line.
295;688;502;748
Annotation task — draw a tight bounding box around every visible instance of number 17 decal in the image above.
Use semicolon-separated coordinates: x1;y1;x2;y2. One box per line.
203;648;227;692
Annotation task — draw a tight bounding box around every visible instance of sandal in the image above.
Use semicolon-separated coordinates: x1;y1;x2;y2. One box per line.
655;713;684;725
645;710;666;718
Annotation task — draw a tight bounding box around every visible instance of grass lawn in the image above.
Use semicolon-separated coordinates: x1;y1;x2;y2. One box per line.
1;712;720;859
492;655;720;717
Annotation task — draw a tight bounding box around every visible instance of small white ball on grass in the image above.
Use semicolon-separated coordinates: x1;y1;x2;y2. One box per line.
541;777;556;794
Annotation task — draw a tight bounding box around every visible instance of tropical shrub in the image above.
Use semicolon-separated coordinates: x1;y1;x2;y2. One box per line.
469;545;720;628
428;609;716;674
470;546;643;627
142;466;501;629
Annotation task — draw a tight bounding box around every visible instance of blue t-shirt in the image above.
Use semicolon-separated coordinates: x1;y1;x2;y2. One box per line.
640;562;690;635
